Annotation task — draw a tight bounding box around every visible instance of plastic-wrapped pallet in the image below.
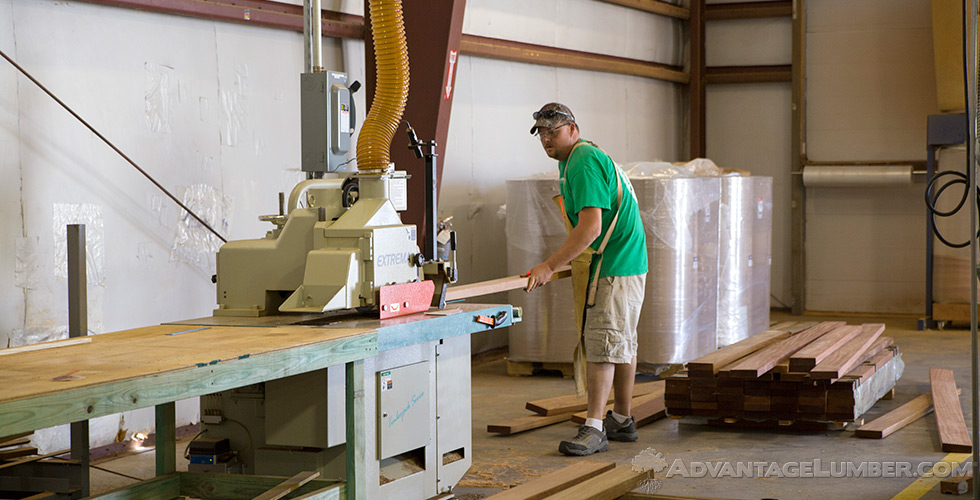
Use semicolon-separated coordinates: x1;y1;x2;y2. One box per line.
716;176;773;347
628;163;722;365
505;173;579;362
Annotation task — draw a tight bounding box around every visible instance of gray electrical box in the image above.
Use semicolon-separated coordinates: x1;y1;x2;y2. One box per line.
377;361;431;460
301;70;353;174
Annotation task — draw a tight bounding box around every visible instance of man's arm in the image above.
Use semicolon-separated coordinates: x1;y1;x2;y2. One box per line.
526;206;602;292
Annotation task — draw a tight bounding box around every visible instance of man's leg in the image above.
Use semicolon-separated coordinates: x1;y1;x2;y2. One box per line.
612;355;638;416
586;361;615;420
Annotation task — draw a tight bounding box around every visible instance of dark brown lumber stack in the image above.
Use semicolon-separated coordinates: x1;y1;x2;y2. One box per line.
666;322;900;424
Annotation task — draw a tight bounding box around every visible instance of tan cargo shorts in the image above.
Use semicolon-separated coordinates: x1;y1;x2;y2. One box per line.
583;273;646;364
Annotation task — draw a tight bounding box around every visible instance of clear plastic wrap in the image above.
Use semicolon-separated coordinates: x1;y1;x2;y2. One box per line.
505;173;579;362
716;176;773;348
170;184;233;273
853;353;904;418
631;174;721;364
52;202;106;286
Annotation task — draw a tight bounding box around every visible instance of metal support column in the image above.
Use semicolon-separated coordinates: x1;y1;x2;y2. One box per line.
790;0;806;315
67;224;89;497
689;0;706;159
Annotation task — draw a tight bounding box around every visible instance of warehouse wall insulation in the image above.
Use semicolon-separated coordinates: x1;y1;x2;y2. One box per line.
706;0;937;313
444;0;685;352
804;0;935;313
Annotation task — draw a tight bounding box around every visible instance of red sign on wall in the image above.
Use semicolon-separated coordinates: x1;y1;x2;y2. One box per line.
444;50;458;100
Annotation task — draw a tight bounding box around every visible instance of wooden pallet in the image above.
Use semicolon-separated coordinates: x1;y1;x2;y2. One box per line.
507;361;575;378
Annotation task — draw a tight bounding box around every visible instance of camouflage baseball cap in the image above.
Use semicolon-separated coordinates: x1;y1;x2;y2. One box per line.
530;102;575;135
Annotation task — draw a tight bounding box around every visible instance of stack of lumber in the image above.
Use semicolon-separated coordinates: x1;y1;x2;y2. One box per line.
487;381;666;435
666;321;901;423
485;461;647;500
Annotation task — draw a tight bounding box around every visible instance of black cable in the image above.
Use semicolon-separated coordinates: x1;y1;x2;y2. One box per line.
925;169;980;248
0;48;227;243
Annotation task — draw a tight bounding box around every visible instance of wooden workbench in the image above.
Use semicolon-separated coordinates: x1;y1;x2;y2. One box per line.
0;303;516;500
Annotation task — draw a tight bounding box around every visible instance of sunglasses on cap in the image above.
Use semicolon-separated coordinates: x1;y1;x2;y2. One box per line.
533;109;573;121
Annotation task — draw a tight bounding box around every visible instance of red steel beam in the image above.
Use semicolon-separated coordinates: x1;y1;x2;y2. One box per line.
706;65;792;84
77;0;366;39
597;0;690;20
689;0;705;159
459;34;688;84
705;1;792;20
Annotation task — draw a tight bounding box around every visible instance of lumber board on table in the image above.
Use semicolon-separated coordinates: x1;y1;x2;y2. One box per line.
856;393;934;439
485;461;615;500
788;324;861;372
526;380;664;415
620;494;744;500
541;464;646;500
252;471;320;500
728;322;844;378
940;471;973;495
931;368;973;452
445;266;571;301
686;321;813;377
810;324;885;380
0;321;378;438
0;337;92;357
570;391;666;425
488;413;573;435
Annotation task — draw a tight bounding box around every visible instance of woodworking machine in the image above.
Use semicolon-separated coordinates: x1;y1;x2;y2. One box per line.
200;1;473;498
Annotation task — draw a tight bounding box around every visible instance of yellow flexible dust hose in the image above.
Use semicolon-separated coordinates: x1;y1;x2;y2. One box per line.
356;0;410;174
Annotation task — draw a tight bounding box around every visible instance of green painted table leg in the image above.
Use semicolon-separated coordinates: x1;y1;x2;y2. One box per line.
345;360;366;500
155;402;176;476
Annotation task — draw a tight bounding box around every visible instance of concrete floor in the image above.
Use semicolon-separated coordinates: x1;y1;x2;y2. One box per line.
88;313;977;499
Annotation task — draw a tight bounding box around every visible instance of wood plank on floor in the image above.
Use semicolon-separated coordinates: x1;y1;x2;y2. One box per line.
526;381;664;416
484;461;615;500
855;393;934;439
570;390;665;425
487;413;573;435
540;464;646;500
809;324;885;380
728;322;844;378
930;367;972;453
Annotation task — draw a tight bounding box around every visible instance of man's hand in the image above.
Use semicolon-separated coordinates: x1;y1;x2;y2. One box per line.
525;262;555;293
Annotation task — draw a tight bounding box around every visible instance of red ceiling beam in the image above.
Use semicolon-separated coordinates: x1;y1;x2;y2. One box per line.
705;1;792;20
705;65;792;84
459;34;688;84
77;0;366;39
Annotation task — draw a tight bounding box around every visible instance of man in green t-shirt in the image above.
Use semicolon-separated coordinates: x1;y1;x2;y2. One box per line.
525;103;649;456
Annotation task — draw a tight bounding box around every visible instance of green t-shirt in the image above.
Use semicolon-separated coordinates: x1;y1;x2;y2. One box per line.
559;140;648;279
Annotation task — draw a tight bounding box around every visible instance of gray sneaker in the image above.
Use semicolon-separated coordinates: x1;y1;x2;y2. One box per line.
604;410;638;442
558;425;609;456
